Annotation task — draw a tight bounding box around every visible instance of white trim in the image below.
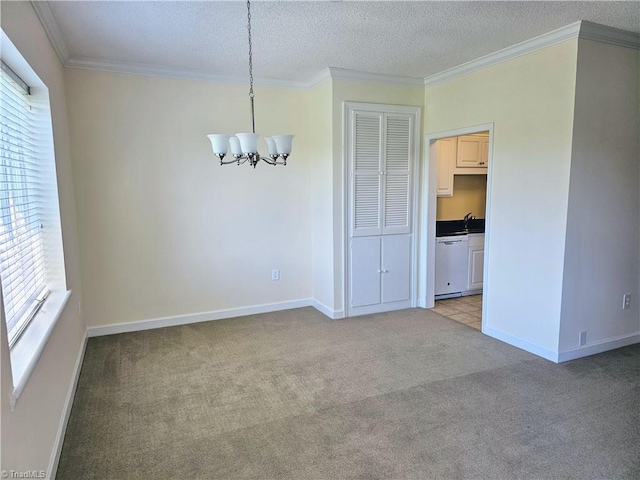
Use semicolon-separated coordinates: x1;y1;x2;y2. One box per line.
328;67;424;86
424;21;640;87
579;21;640;50
557;333;640;363
65;58;312;90
424;22;582;87
311;299;345;320
348;300;413;318
483;325;559;363
480;129;495;334
47;331;87;480
87;298;313;337
29;7;640;92
10;290;72;407
419;124;494;315
307;68;332;89
30;1;70;65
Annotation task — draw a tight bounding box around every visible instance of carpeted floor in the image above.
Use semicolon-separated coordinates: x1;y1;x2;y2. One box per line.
57;307;640;479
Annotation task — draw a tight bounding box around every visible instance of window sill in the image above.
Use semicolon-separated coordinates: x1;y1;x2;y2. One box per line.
9;289;72;409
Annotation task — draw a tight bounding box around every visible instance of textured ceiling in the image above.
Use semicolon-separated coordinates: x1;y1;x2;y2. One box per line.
44;1;640;83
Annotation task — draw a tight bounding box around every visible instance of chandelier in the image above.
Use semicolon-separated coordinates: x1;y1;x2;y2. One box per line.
207;0;294;168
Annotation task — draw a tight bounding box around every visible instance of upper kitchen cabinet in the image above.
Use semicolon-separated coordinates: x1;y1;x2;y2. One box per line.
436;137;456;197
436;132;489;197
456;134;489;168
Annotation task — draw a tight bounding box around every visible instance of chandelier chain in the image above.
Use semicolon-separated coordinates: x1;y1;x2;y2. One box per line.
206;0;292;167
247;0;254;99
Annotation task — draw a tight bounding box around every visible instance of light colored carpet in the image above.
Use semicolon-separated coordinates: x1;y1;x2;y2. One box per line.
57;307;640;479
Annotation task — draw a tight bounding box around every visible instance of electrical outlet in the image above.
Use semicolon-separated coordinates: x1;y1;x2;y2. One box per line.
272;269;280;281
579;331;587;346
623;294;631;310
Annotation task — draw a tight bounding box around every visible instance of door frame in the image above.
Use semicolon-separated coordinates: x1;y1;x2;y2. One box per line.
418;123;494;330
343;102;422;318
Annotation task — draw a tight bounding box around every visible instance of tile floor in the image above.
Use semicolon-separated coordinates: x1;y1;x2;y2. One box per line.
432;294;483;330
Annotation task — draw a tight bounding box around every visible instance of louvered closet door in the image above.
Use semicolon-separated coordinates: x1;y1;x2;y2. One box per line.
352;112;382;237
382;114;412;235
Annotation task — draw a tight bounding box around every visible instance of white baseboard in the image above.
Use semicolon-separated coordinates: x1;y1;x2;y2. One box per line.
47;331;87;480
311;299;345;319
417;297;434;309
558;332;640;363
87;299;314;337
483;325;559;363
348;300;413;318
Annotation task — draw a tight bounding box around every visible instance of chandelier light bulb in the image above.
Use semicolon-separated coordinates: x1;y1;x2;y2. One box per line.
272;135;294;155
264;137;277;156
235;133;260;154
207;134;230;155
229;136;242;156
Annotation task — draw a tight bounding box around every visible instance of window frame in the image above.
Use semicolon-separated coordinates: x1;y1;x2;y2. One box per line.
0;60;51;348
1;30;71;408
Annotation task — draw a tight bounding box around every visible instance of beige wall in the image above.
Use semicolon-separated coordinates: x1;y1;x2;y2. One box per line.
1;2;85;474
308;80;334;311
559;40;640;352
425;39;579;353
436;175;487;220
331;80;424;312
65;69;313;328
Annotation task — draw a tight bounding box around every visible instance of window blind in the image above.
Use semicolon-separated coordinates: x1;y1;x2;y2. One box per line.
0;62;48;346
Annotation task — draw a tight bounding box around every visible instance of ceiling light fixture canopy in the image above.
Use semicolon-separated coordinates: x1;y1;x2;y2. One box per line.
207;0;294;168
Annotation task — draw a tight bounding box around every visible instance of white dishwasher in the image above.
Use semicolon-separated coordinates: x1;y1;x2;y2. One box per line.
435;235;469;296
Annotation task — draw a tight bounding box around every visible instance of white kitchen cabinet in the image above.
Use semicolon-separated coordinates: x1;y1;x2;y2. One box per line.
350;235;412;313
467;234;485;292
456;135;489;168
480;137;490;166
436;137;456;197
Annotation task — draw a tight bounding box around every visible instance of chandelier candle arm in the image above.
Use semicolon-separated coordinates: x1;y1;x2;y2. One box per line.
205;0;294;168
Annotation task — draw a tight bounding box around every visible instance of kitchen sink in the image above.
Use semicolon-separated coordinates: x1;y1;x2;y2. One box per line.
444;228;484;236
436;218;485;237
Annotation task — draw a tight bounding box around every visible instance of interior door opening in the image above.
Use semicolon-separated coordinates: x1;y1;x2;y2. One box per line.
418;125;494;332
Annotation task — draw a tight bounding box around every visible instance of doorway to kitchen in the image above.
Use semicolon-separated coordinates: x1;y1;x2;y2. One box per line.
432;295;483;330
418;124;494;332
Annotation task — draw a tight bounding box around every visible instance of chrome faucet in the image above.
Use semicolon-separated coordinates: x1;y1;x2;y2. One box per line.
463;212;474;229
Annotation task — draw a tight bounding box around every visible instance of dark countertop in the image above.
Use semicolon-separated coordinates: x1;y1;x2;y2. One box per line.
436;218;485;237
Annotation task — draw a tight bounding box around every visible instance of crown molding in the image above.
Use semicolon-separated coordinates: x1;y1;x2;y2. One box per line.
579;21;640;49
31;0;70;64
424;21;582;87
65;61;423;90
424;20;640;87
307;68;332;89
65;57;311;89
30;2;640;92
328;67;424;86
